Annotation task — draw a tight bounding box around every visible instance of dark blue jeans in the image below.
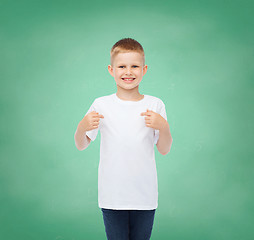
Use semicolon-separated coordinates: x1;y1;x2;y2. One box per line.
101;208;156;240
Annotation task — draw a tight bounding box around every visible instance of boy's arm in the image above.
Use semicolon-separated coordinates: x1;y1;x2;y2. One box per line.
156;121;173;155
74;125;91;151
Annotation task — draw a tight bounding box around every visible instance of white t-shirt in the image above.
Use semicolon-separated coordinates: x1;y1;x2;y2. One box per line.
85;93;167;210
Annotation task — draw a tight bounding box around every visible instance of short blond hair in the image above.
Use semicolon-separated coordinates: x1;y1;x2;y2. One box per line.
110;38;145;67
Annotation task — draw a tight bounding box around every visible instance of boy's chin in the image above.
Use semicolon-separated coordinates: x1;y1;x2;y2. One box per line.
117;83;140;90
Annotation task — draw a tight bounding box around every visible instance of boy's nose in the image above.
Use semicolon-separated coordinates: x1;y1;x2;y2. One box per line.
126;68;132;74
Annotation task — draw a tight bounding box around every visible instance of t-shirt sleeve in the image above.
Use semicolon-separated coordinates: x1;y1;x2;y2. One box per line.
154;100;168;145
84;99;99;142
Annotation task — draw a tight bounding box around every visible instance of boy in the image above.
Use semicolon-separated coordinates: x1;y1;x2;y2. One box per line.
74;38;173;240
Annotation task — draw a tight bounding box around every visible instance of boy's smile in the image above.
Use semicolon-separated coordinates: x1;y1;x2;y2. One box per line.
108;51;148;91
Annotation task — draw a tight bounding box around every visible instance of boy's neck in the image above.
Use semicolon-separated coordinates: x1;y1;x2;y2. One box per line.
116;91;144;101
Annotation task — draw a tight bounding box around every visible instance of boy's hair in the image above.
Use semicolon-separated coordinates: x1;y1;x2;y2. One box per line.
110;38;145;67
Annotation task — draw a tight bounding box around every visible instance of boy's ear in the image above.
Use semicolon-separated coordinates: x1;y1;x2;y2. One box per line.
143;65;148;76
108;65;114;77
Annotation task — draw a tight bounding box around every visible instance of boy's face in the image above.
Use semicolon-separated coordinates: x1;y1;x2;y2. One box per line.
108;51;148;91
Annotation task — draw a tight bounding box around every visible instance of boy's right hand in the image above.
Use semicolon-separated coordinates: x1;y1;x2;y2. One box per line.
78;111;104;132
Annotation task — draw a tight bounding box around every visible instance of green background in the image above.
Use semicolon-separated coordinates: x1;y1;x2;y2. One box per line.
1;0;253;239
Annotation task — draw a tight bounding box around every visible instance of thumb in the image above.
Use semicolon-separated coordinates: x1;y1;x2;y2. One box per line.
140;109;150;116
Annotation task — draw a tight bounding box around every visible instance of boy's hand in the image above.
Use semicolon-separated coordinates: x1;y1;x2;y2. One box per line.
78;111;104;132
140;109;168;130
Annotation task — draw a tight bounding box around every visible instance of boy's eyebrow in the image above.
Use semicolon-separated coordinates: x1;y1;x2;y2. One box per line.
117;63;140;65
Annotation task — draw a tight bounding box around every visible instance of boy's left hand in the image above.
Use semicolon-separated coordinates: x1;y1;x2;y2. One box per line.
140;109;168;130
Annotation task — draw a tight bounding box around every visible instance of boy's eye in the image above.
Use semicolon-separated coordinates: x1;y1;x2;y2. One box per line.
118;66;139;68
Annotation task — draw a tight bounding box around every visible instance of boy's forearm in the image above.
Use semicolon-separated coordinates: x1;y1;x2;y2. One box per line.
156;121;173;155
74;125;89;151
